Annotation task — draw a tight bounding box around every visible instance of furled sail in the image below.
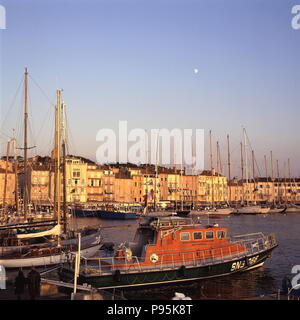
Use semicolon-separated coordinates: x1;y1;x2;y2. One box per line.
16;224;61;239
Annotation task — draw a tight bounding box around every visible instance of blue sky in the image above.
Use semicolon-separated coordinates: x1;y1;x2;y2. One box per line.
0;0;299;177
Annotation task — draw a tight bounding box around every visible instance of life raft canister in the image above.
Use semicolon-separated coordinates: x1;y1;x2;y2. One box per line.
116;249;125;260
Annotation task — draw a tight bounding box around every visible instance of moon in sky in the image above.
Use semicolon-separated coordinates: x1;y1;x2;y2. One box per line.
194;68;199;74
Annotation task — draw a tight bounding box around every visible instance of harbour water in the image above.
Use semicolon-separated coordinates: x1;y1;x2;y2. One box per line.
69;212;300;300
2;212;299;300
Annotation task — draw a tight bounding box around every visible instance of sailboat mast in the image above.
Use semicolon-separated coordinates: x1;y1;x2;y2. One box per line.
227;134;231;202
180;161;183;211
270;151;275;204
276;160;280;203
62;102;67;234
243;128;249;204
252;150;256;203
209;130;214;207
56;90;61;246
24;68;29;220
288;158;293;203
13;131;20;216
264;155;268;179
216;141;220;203
270;151;274;180
2;140;11;219
240;142;244;203
283;161;287;205
217;141;225;204
154;131;159;211
264;155;269;202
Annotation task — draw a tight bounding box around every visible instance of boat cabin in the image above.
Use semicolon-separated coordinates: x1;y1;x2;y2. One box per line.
114;217;246;268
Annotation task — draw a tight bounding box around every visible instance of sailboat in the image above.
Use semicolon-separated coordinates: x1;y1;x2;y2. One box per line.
175;162;190;217
282;159;300;213
268;152;286;214
201;131;233;216
234;129;270;215
0;72;102;268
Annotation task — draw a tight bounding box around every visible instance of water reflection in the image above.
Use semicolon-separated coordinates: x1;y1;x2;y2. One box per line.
122;268;278;300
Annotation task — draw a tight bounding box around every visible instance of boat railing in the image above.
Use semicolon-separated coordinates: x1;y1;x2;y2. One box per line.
231;232;265;241
231;232;277;256
78;233;276;275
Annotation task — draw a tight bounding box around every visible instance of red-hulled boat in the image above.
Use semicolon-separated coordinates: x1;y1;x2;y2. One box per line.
59;216;278;289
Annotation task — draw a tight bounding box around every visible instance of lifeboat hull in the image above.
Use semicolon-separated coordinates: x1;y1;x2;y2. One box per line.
59;247;276;290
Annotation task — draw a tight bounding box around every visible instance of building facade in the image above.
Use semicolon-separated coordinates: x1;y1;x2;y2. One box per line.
9;155;300;207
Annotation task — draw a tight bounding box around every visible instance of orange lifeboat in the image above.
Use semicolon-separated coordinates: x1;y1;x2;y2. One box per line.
59;216;278;289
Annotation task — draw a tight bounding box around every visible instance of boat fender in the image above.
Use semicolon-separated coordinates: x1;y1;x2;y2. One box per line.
114;269;121;282
178;265;186;277
125;248;132;262
150;253;159;264
66;251;72;263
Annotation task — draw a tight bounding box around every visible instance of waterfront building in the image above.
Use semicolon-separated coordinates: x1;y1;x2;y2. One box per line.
102;168;115;202
198;170;228;204
87;164;103;202
28;164;51;204
57;156;88;203
2;154;300;207
0;168;15;205
114;169;134;203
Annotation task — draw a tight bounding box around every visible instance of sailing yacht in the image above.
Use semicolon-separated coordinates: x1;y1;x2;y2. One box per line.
0;72;102;268
198;131;233;216
233;129;270;215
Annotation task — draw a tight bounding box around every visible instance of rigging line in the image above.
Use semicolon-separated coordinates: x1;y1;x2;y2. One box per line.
14;93;24;142
28;76;56;155
65;112;73;154
28;74;55;107
45;110;55;156
254;154;262;178
26;88;38;155
27;122;36;155
0;76;24;130
35;102;53;139
65;111;78;156
218;143;223;174
244;129;263;178
0;130;13;140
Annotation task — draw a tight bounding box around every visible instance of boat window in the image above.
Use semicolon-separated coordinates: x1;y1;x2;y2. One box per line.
193;232;202;240
217;230;226;239
205;231;214;239
180;232;190;241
